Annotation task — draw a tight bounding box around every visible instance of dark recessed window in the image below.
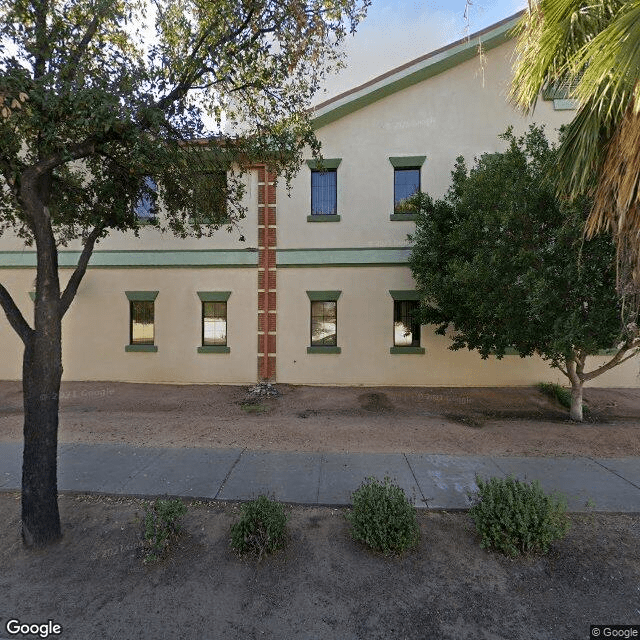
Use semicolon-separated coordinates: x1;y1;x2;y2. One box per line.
193;171;228;224
394;300;420;347
130;300;155;345
311;300;337;346
394;168;420;213
311;169;337;216
202;301;227;346
135;176;157;221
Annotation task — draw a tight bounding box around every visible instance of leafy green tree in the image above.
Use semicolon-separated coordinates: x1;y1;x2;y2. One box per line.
510;0;640;315
409;126;639;422
0;0;368;547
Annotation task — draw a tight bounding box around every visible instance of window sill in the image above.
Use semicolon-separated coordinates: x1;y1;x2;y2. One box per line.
197;345;230;354
307;346;341;354
125;344;158;352
307;215;341;223
390;213;417;221
390;346;425;354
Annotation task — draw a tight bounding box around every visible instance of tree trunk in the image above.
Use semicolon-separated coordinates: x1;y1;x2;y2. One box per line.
569;378;584;422
21;312;63;547
566;356;585;422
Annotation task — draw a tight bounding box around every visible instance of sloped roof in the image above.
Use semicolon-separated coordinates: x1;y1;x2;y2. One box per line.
311;11;524;129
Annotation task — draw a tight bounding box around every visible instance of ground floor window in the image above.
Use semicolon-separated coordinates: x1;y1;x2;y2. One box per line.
311;300;337;346
394;299;420;347
125;291;159;352
203;301;227;346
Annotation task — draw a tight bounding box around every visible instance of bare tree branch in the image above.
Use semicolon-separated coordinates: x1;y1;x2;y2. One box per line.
59;224;104;317
0;282;33;344
582;339;640;381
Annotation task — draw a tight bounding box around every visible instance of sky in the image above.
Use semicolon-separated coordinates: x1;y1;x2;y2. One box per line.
315;0;527;103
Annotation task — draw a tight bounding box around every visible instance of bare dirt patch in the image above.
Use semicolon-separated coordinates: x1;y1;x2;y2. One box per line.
1;381;640;456
1;493;638;640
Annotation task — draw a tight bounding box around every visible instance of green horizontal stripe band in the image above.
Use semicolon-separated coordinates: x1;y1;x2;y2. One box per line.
278;247;411;267
0;250;258;268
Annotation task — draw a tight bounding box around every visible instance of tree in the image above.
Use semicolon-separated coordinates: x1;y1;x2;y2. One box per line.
509;0;640;319
408;126;640;422
0;0;369;547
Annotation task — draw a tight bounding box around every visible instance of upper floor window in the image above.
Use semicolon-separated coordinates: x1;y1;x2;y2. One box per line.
135;176;157;222
394;168;420;213
389;156;426;221
306;159;342;222
311;169;337;216
191;171;228;225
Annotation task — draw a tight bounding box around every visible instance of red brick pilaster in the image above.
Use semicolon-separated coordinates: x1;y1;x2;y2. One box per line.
257;167;277;381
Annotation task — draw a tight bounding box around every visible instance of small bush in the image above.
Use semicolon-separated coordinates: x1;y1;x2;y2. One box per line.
537;382;588;416
346;476;419;555
469;476;570;557
143;498;188;562
230;495;288;559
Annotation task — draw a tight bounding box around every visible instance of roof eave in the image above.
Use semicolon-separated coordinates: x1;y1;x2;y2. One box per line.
311;11;524;130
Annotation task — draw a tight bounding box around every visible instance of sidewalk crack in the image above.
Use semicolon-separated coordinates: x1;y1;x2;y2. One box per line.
403;453;429;507
215;447;246;499
587;457;640;491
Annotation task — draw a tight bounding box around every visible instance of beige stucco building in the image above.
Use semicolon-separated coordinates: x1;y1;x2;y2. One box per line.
1;13;638;387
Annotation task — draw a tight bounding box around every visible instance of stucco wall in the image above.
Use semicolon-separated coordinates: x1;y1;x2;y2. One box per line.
277;40;572;250
0;268;258;384
276;266;640;387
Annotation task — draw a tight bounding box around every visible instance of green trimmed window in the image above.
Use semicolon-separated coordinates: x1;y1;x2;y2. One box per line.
203;301;227;346
307;159;341;221
197;292;231;353
307;290;341;352
125;291;158;351
394;168;421;213
394;300;420;347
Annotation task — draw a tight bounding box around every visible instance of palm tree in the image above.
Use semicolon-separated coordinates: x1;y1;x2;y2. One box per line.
509;0;640;327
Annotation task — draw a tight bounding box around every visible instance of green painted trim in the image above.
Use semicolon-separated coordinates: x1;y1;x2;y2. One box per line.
307;215;341;222
278;247;411;267
306;158;342;170
389;213;417;221
389;156;426;168
125;290;158;301
597;348;618;356
125;344;158;352
390;346;425;354
28;291;36;301
312;13;521;130
197;291;231;302
307;346;341;354
306;290;341;301
0;249;258;269
389;290;420;300
197;345;231;354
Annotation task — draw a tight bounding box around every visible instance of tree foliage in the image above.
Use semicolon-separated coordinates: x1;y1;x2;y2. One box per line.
510;0;640;314
409;126;639;420
0;0;369;547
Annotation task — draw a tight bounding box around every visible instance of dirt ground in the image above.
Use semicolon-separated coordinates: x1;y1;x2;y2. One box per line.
1;492;639;640
2;382;640;639
2;380;640;456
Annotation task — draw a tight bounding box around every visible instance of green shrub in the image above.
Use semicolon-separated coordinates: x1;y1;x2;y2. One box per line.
346;476;419;555
469;476;570;557
143;498;188;562
230;495;288;558
537;382;588;416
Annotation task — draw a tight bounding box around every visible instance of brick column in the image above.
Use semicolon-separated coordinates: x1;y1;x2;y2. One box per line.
257;166;277;381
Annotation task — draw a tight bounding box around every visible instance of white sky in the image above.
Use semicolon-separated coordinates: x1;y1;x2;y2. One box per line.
315;0;527;104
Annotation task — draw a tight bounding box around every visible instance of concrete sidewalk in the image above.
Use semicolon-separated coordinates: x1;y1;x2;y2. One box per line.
1;442;640;511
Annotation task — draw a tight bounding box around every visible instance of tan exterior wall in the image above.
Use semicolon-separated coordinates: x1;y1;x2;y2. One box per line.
0;268;258;384
276;267;640;387
277;40;571;250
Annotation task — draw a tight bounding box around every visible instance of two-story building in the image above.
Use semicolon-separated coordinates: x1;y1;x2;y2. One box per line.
1;12;638;387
